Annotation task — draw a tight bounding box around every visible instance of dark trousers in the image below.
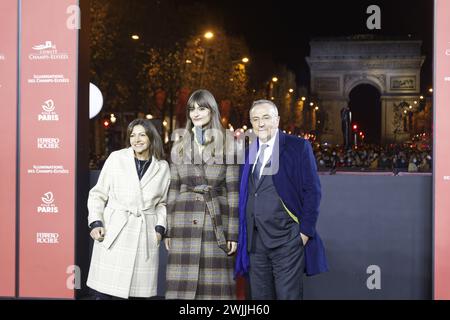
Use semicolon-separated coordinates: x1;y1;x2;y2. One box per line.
248;230;305;300
92;289;124;300
91;289;152;300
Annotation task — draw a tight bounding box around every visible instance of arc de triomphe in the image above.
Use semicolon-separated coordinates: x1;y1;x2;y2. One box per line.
306;36;425;144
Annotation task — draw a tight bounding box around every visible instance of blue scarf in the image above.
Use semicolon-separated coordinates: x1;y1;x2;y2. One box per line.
193;126;206;145
234;140;259;278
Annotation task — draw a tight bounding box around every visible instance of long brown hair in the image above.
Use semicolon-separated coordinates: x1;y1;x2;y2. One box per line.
184;89;224;135
173;89;229;161
126;118;164;160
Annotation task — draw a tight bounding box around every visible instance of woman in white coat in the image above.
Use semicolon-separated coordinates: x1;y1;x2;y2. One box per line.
87;119;170;299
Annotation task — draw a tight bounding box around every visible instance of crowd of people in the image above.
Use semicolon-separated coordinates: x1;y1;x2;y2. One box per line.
92;141;433;173
312;143;432;173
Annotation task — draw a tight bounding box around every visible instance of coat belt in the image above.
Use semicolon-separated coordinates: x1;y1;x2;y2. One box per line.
180;184;228;253
105;199;156;261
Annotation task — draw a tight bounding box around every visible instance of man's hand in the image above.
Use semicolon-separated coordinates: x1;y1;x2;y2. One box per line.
227;241;237;255
300;233;309;246
90;227;105;242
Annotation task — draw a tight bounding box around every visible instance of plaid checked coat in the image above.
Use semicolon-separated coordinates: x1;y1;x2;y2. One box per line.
165;144;240;299
86;147;170;299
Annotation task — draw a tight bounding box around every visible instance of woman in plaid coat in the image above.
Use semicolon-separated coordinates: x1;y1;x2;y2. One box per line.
164;89;239;299
87;119;170;299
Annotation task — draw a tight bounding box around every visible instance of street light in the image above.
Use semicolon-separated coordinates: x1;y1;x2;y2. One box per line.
199;31;215;87
288;88;294;93
231;57;249;68
267;76;278;99
204;31;214;39
131;34;139;40
352;124;358;146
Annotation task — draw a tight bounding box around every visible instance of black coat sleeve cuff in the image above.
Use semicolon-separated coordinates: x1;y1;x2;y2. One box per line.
89;220;104;229
155;225;165;236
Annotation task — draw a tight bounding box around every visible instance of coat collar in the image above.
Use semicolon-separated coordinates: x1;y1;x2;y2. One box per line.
126;147;160;189
181;138;216;165
277;129;287;156
140;156;160;188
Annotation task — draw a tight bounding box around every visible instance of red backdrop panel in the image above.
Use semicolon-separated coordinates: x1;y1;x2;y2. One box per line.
19;0;78;299
434;0;450;300
0;0;18;298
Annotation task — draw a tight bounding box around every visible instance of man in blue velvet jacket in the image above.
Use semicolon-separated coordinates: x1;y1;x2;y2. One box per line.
235;99;328;300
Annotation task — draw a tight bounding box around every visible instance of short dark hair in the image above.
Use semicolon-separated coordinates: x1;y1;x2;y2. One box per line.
126;118;164;160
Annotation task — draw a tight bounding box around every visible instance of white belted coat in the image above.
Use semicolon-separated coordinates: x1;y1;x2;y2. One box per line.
86;147;170;298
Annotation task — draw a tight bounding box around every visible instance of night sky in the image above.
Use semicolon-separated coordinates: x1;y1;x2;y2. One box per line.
180;0;434;91
99;0;434;142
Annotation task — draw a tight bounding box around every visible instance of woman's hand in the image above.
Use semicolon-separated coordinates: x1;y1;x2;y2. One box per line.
156;232;162;246
164;238;171;251
90;227;105;242
227;241;237;256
